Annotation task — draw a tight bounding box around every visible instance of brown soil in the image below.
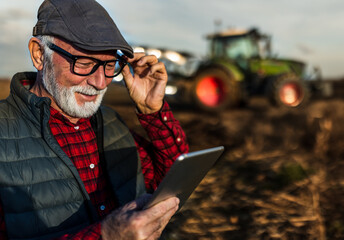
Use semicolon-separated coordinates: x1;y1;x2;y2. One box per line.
110;96;344;240
1;79;344;240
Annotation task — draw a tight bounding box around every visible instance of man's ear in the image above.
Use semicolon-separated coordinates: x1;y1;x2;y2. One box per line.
28;37;44;71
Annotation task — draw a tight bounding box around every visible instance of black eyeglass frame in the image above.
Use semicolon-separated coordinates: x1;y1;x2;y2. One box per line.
46;42;127;78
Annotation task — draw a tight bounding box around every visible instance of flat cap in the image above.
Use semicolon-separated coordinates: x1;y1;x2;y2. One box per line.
33;0;133;58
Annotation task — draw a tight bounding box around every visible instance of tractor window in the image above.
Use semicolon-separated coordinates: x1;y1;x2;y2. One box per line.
211;39;225;58
223;37;259;60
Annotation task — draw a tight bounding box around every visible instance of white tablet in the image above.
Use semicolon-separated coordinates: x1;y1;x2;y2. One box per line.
143;146;225;210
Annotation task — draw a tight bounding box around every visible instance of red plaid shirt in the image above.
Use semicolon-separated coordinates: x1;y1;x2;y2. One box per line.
0;101;188;240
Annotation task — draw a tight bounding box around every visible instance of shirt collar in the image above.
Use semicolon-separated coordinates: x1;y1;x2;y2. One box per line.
50;107;90;126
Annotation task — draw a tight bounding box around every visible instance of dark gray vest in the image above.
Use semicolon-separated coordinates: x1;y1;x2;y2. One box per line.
0;72;146;240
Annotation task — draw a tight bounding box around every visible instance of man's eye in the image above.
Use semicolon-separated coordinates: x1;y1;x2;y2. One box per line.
75;61;94;68
105;62;117;70
107;61;116;67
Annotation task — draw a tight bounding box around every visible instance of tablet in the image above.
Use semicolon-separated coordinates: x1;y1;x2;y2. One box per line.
143;146;224;210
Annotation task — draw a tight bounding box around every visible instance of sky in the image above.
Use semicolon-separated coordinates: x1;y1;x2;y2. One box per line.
0;0;343;79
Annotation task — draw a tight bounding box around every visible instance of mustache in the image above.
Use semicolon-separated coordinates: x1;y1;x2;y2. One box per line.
71;85;107;96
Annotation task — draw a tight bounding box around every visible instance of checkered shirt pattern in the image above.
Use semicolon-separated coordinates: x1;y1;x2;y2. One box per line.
0;101;188;239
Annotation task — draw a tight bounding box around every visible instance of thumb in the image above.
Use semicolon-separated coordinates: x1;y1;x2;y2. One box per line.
121;64;134;88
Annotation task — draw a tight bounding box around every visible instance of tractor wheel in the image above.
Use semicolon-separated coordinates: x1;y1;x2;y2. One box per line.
268;73;310;108
191;67;240;112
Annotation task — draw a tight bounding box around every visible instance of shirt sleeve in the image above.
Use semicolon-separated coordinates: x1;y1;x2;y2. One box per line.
133;101;189;191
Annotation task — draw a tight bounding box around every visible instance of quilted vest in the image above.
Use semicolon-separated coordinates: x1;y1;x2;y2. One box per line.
0;72;146;240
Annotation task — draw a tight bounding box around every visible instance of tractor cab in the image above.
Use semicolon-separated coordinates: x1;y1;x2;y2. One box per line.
207;28;271;70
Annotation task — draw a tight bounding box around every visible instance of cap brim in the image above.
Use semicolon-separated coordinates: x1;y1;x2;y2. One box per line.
73;42;134;58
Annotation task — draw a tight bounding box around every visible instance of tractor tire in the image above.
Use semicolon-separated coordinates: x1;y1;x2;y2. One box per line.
268;73;310;108
191;67;240;112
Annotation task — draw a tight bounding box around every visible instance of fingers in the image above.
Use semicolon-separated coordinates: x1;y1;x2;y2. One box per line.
136;197;180;239
126;53;159;66
101;197;179;240
136;55;159;68
143;197;179;218
145;205;179;240
149;62;167;78
126;53;166;76
122;53;166;86
120;52;168;115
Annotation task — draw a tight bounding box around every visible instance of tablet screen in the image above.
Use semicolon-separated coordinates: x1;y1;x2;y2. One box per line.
144;146;224;210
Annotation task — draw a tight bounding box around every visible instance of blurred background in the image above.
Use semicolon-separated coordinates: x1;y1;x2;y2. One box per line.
1;1;344;239
1;0;344;79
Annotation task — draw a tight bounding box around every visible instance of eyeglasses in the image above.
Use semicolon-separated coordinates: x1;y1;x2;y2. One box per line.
47;42;127;78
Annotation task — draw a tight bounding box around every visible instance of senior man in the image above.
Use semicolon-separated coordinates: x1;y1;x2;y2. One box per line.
0;0;188;239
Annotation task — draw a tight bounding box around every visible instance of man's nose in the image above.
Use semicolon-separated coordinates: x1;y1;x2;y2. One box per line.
87;65;108;90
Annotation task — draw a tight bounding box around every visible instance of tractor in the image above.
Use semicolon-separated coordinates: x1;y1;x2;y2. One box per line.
164;28;319;112
127;28;322;112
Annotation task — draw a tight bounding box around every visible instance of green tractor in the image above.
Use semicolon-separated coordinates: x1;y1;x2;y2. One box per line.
162;28;315;112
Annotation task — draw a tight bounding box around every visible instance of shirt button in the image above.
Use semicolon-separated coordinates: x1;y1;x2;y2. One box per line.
163;116;168;121
89;163;95;169
100;205;106;211
176;137;181;142
74;126;79;130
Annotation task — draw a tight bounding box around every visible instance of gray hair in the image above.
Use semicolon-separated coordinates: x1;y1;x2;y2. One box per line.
35;35;55;63
35;35;56;96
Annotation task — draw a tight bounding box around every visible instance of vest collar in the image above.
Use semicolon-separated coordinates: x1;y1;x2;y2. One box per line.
10;72;51;127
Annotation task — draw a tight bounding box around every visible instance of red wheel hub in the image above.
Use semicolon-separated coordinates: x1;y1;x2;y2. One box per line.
279;82;303;107
196;76;225;107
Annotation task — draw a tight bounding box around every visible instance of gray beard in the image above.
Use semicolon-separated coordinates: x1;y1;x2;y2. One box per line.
42;61;107;118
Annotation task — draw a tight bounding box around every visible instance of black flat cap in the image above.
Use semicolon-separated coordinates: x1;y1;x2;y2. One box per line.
33;0;133;58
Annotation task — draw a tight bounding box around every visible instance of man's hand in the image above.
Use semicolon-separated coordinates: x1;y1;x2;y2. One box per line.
121;53;168;114
101;195;179;240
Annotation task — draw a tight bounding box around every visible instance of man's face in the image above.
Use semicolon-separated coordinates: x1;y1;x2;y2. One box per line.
42;38;115;118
